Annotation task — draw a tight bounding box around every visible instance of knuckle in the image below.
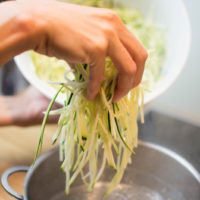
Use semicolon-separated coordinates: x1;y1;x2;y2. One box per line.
137;49;148;64
78;51;90;64
124;65;137;76
103;24;115;37
103;9;119;23
15;12;33;33
85;33;108;55
93;39;108;54
142;49;149;61
80;56;89;64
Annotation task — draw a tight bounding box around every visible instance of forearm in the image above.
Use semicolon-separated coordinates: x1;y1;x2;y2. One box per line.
0;1;46;66
0;87;60;126
0;0;147;102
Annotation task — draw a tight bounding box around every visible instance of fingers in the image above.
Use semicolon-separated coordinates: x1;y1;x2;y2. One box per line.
87;58;105;101
68;62;76;69
118;27;148;87
108;37;137;102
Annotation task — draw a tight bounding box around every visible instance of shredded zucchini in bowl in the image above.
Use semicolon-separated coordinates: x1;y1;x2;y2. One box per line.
33;0;165;197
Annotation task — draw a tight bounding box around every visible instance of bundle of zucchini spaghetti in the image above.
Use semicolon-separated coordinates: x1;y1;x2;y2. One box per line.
34;57;143;196
33;0;165;196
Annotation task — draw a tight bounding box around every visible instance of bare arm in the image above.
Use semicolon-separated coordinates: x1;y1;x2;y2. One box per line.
0;0;147;102
0;1;45;66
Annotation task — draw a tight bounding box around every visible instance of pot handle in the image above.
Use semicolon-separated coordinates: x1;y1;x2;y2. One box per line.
1;166;29;200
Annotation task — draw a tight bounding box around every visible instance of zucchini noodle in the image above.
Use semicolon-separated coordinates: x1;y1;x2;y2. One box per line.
33;0;165;197
35;61;143;196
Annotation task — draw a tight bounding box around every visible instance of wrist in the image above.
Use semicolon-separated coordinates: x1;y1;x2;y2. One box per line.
15;2;48;52
0;1;48;65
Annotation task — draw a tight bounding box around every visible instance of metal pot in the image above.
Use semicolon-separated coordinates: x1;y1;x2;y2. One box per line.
1;142;200;200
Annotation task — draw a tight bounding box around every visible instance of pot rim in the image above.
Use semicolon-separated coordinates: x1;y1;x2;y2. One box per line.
23;141;200;199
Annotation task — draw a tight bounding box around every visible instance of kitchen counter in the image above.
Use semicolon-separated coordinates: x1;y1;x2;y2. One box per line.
0;125;57;200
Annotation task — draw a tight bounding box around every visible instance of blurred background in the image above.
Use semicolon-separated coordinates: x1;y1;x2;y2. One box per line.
151;0;200;123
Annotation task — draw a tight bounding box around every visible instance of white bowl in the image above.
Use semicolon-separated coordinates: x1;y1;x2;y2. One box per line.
15;0;191;105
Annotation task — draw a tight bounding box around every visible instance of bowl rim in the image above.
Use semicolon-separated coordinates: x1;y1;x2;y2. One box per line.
143;0;192;105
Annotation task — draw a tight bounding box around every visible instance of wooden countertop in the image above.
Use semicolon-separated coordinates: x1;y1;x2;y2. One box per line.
0;125;57;200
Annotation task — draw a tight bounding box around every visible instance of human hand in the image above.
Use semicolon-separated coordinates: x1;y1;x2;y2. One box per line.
0;86;60;126
3;0;148;102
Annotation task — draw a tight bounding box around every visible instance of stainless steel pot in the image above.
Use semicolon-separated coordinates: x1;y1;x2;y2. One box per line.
1;142;200;200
